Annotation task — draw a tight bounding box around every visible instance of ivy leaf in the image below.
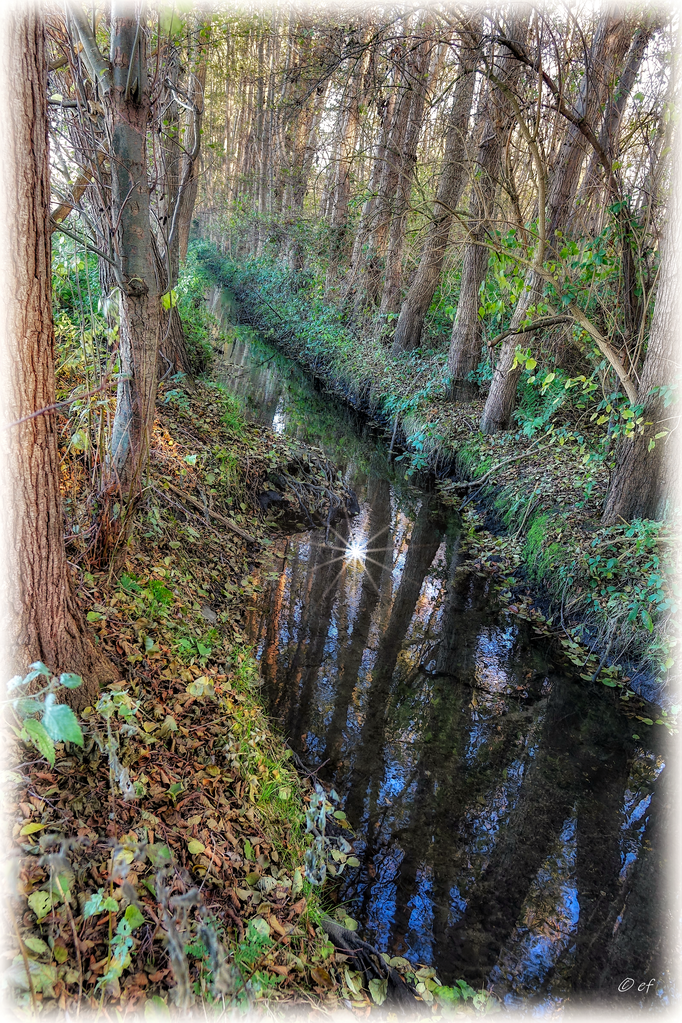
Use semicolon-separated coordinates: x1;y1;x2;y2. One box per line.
42;702;84;746
22;719;55;765
161;288;178;311
28;661;51;678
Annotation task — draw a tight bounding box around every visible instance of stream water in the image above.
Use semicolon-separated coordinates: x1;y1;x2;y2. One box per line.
209;288;672;1012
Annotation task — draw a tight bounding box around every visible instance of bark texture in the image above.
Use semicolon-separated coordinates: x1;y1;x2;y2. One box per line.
446;13;528;393
0;4;116;707
177;12;210;264
379;22;434;320
602;171;680;523
392;21;480;353
108;3;160;483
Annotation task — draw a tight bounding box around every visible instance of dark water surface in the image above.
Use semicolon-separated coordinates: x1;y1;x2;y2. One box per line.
210;289;673;1012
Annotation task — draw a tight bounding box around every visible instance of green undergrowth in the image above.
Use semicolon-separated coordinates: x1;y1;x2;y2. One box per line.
194;241;678;696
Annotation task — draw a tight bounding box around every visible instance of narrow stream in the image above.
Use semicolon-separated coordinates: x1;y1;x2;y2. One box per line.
209;288;670;1011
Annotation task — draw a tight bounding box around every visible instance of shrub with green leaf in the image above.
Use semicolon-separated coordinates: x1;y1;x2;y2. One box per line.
7;663;84;765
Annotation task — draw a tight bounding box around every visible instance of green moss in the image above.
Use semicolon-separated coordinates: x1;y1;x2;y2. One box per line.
523;513;551;575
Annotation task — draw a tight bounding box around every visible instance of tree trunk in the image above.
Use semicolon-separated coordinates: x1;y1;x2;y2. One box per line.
576;19;659;232
108;3;160;490
379;23;434;321
0;4;116;709
447;14;529;394
391;21;480;353
602;166;680;523
545;9;633;250
177;12;210;264
345;90;394;304
353;43;414;317
155;42;192;378
324;33;372;293
480;9;633;435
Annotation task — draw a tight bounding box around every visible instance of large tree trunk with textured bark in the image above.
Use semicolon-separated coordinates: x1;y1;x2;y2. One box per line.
602;168;680;524
481;9;633;435
576;18;659;232
391;21;480;353
446;13;529;394
0;4;116;709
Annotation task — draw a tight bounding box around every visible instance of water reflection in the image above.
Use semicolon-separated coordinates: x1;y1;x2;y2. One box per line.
213;289;670;1010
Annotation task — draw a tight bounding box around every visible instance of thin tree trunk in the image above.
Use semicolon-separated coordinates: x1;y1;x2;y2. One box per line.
447;13;530;394
345;90;394;301
325;34;372;293
353;51;413;316
0;4;116;709
155;41;192;377
392;21;481;353
379;25;434;321
177;11;210;264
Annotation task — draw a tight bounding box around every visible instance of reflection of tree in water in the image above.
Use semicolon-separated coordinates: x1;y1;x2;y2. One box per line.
255;515;350;746
321;475;393;773
597;760;675;1005
364;549;551;976
443;671;649;999
341;498;446;828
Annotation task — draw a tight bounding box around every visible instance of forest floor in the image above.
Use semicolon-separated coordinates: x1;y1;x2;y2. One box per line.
3;327;495;1015
207;248;680;708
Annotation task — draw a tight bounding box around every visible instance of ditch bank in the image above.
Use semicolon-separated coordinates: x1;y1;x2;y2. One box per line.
198;244;678;707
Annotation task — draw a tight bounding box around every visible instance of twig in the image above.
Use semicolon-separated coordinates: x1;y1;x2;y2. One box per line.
444;440;542;493
487;315;573;349
388;415;399;457
163;481;259;544
2;377;117;430
9;903;37;1012
54;872;84;1013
